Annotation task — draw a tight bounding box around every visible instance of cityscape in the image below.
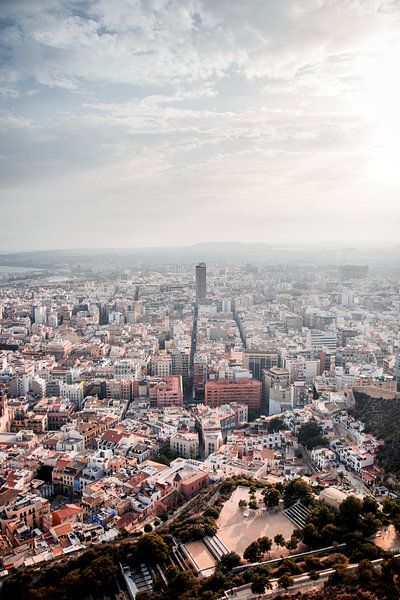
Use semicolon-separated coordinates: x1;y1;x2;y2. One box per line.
1;0;400;599
0;254;399;599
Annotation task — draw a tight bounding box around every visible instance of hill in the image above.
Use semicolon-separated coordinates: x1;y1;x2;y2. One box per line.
353;388;400;479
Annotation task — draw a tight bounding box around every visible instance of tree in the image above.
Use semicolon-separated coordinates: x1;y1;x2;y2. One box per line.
278;573;294;590
243;541;263;563
351;542;381;562
320;523;342;546
298;421;329;450
218;552;241;573
169;571;199;595
238;499;248;509
306;505;335;530
276;558;302;576
204;507;220;519
165;565;179;582
305;555;321;571
324;553;348;569
136;592;157;600
249;499;258;511
302;522;321;548
284;478;314;508
258;536;272;554
268;417;285;432
383;497;400;518
144;523;153;533
264;487;281;508
357;559;377;588
339;495;362;530
285;536;298;551
361;512;381;538
381;556;400;597
136;533;169;564
155;443;179;466
201;571;228;594
327;565;347;586
274;534;285;547
251;574;270;594
362;496;379;516
309;570;320;580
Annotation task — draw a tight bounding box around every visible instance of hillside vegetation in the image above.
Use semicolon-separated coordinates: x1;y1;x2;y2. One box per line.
353;389;400;478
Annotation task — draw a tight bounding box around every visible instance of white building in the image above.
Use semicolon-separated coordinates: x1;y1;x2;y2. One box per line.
113;359;140;381
170;432;199;459
306;329;337;353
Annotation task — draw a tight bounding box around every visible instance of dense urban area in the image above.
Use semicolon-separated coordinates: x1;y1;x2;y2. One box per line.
0;253;400;599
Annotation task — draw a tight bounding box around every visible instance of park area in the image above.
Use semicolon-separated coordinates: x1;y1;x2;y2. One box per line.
216;485;296;557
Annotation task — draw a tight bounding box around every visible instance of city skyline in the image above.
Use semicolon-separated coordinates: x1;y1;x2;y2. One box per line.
1;0;400;250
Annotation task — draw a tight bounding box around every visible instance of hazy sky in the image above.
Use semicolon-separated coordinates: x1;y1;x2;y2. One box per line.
1;0;400;251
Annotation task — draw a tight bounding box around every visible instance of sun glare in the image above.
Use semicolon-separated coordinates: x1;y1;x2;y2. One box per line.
358;36;400;185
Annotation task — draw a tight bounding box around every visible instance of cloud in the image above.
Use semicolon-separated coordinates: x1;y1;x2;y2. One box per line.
1;0;395;90
0;0;399;250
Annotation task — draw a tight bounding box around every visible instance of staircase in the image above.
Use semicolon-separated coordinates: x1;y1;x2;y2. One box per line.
283;500;310;528
204;535;230;560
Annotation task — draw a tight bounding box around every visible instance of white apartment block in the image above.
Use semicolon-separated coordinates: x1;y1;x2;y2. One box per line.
170;432;199;459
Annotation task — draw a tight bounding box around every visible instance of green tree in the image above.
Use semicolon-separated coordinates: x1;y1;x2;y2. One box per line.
258;536;272;554
274;534;285;547
243;541;263;563
362;496;379;516
251;574;270;594
249;499;258;510
136;533;169;564
302;522;321;548
278;573;294;590
381;556;400;597
305;555;321;571
339;495;362;530
383;497;400;518
218;552;241;573
201;571;228;594
264;487;281;508
306;504;335;530
309;570;320;580
284;478;314;508
324;552;348;569
298;421;329;450
361;512;381;538
169;571;199;595
320;523;342;546
268;417;285;432
285;536;299;551
327;565;347;586
165;565;179;581
276;558;302;577
357;559;378;588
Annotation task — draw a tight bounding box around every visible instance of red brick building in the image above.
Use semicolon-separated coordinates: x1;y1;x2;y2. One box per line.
204;378;262;410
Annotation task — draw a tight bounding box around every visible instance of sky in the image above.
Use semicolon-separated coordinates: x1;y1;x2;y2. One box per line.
1;0;400;251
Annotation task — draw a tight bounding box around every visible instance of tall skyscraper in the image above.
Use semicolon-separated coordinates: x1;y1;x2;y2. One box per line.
195;262;207;302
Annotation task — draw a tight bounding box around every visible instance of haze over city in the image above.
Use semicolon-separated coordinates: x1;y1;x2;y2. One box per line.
2;4;400;598
1;0;400;250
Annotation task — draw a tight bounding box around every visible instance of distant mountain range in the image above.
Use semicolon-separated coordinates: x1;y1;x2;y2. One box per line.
0;241;398;268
